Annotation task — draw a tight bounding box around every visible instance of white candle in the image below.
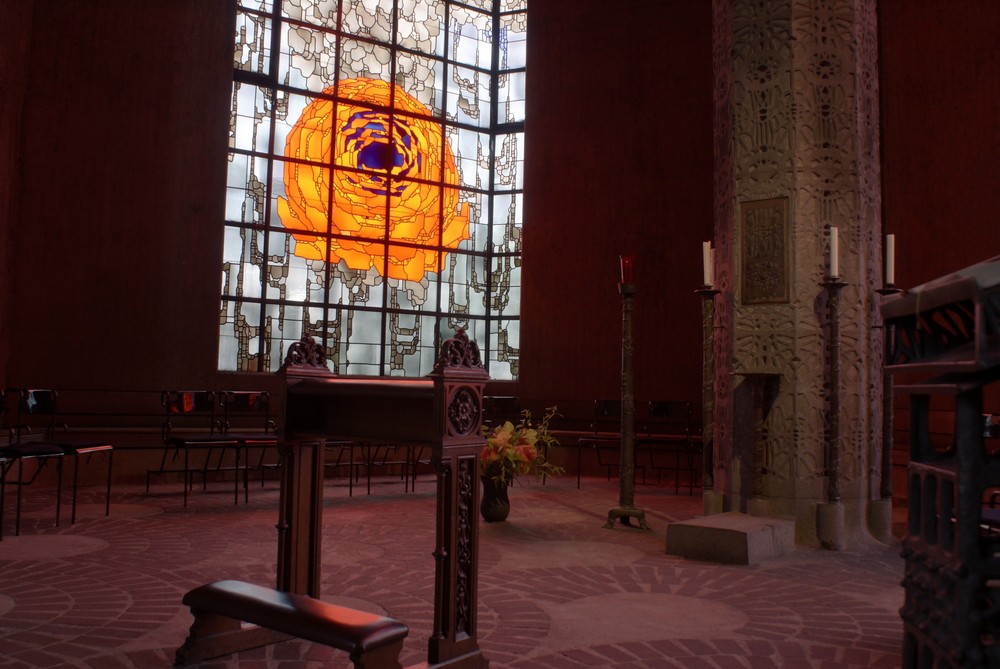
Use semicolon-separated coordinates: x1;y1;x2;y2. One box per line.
828;227;839;278
886;233;896;285
702;241;713;287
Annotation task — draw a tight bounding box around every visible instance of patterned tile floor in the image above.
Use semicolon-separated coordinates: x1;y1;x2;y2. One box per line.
0;475;905;668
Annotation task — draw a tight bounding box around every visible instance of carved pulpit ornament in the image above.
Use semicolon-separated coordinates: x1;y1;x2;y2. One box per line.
283;334;327;368
434;329;484;438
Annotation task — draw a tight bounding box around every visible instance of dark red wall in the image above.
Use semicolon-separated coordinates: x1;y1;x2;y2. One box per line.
519;0;714;416
880;0;1000;288
2;0;233;392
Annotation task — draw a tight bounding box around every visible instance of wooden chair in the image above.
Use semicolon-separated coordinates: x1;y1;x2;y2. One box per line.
0;389;66;538
639;400;699;494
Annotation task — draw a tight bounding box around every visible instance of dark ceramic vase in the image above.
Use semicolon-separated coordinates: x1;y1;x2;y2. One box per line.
480;475;511;523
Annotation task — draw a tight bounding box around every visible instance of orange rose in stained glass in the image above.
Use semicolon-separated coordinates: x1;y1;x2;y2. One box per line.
278;78;470;281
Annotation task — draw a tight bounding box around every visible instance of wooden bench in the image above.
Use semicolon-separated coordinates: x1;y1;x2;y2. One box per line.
175;579;409;668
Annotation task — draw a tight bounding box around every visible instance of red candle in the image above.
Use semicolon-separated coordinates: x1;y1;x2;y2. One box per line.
620;255;635;283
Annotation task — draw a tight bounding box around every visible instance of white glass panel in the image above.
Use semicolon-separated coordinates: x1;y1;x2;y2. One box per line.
397;0;446;56
446;66;491;127
339;37;392;80
234;10;272;73
395;52;445;114
494;131;523;190
454;127;490;190
279;24;339;92
232;84;273;153
342;0;393;42
500;12;527;70
497;70;525;123
281;0;338;28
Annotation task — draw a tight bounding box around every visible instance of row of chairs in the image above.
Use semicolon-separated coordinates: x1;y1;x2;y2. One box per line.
0;388;113;539
319;396;526;497
149;391;430;503
147;390;278;507
580;399;702;494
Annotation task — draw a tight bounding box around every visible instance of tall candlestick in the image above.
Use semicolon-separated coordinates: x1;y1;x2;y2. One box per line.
886;234;895;285
702;241;713;287
829;227;839;278
620;255;634;284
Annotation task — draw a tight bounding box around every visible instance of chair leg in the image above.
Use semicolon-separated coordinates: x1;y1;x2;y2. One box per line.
55;457;63;527
15;460;23;537
234;446;241;506
71;453;80;524
105;450;114;516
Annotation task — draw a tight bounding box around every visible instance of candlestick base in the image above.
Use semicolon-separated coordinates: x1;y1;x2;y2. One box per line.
603;505;651;530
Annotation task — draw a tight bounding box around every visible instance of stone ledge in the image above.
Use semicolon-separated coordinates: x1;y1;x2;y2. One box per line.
665;512;795;565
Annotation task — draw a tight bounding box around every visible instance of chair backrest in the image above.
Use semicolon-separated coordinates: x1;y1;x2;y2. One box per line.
162;390;220;442
482;395;521;429
219;390;275;435
592;399;621;433
643;400;693;438
2;388;60;443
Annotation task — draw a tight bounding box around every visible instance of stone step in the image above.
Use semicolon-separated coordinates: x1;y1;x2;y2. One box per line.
665;511;795;565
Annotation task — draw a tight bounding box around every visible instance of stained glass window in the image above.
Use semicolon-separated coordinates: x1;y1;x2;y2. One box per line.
220;0;525;379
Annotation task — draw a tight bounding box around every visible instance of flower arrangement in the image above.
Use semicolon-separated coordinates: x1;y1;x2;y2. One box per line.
480;406;564;486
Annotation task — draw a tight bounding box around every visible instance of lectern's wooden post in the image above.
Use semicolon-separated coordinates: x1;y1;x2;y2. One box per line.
274;336;332;598
425;331;490;669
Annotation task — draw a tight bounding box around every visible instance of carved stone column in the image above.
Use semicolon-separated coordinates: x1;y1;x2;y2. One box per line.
711;0;884;547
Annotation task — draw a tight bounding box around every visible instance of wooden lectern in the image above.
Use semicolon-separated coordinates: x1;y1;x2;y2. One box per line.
276;330;490;669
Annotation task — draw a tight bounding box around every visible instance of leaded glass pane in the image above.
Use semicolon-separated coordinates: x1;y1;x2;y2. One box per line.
395;52;445;115
490;253;520;314
446;251;488;317
272;90;319;168
490;192;522;253
342;0;393;42
453;127;490;190
397;0;446;56
240;0;275;12
339;37;393;80
489;317;518;380
232;84;275;154
225;153;270;225
460;0;492;12
447;66;491;127
221;230;267;300
497;69;525;123
450;6;492;69
499;12;527;70
494;131;523;191
279;23;340;92
234;10;273;74
282;0;339;29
